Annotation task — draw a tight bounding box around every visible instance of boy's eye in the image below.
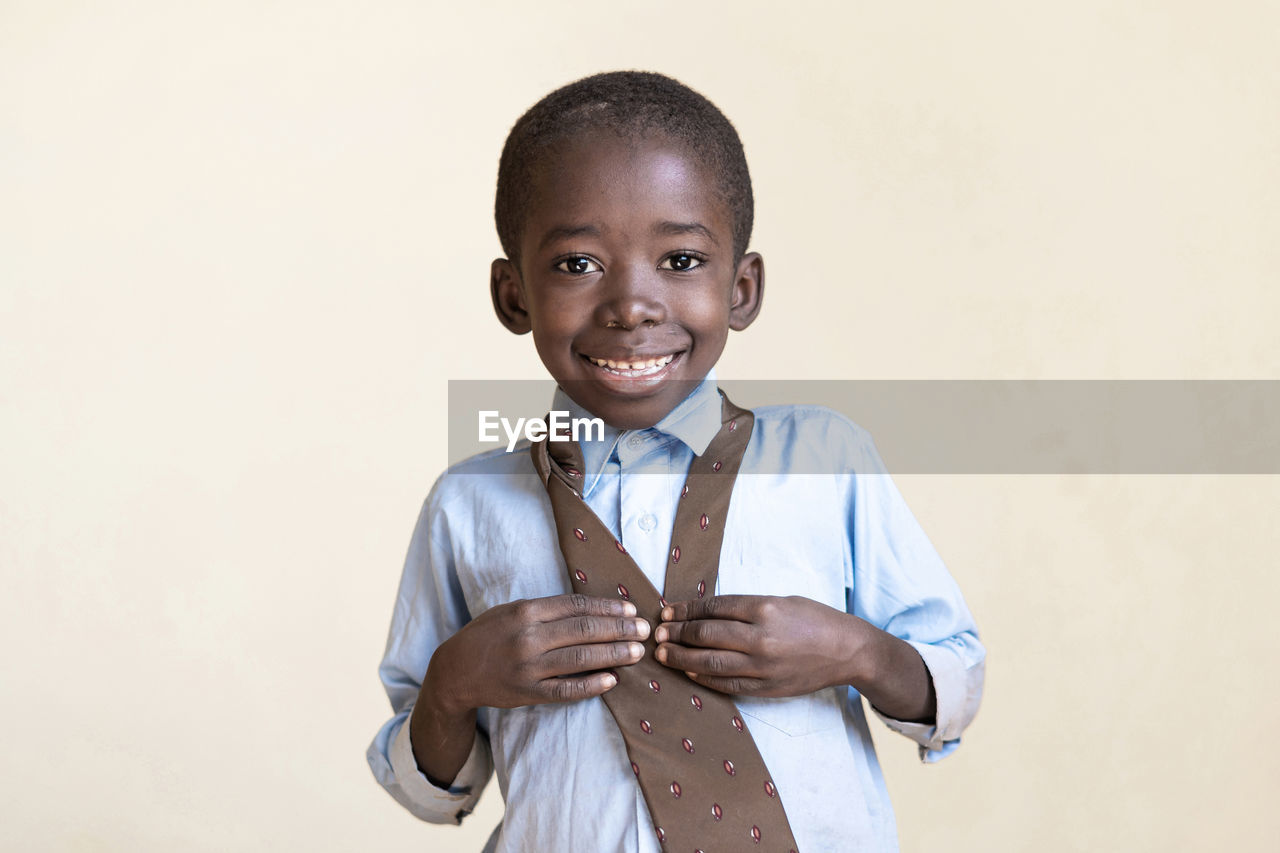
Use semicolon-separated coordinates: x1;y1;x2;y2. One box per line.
555;256;601;274
659;253;704;272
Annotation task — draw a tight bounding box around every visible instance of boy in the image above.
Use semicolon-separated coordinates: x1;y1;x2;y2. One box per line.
368;71;984;851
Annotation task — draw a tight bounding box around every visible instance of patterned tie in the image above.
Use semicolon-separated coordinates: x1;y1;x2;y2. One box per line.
531;393;800;853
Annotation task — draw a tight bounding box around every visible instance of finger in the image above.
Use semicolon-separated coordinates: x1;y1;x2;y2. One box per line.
534;670;620;704
540;614;651;649
538;641;646;677
654;619;757;652
685;671;767;696
659;594;761;624
532;593;637;622
653;643;756;677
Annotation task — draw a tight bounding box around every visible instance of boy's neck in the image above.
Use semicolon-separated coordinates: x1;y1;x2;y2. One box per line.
550;370;723;476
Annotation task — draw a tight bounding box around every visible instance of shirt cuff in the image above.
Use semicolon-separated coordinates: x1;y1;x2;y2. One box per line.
372;715;491;824
872;640;979;763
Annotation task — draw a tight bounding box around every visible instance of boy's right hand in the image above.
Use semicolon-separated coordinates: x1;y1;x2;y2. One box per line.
425;593;650;714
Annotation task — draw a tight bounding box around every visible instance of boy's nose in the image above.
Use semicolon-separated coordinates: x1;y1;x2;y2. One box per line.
596;267;666;330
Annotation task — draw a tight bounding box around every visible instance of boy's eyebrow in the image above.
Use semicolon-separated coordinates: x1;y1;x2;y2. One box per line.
536;221;719;250
654;221;719;245
538;224;602;250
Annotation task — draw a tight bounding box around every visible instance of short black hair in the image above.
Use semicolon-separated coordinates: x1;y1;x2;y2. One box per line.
495;70;754;267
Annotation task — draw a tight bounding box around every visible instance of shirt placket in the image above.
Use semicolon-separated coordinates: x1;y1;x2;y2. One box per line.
615;430;684;595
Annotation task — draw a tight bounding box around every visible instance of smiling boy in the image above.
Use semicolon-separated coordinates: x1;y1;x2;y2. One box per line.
368;72;985;851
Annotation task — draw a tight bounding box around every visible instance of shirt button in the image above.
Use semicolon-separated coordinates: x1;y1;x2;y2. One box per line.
638;513;658;532
627;433;646;448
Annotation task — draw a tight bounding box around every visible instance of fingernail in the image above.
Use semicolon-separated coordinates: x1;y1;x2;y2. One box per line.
621;602;637;616
654;626;668;643
603;674;618;688
655;646;667;663
685;671;697;680
660;607;673;621
634;619;650;639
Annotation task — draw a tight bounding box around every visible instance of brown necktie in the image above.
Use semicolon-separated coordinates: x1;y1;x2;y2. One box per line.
531;393;800;853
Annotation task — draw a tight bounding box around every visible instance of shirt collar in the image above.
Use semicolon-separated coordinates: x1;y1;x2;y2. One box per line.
549;370;724;495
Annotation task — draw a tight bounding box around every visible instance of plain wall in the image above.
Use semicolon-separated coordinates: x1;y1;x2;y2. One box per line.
2;1;1277;850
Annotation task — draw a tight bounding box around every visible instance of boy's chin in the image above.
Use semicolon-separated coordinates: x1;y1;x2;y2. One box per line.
557;378;706;431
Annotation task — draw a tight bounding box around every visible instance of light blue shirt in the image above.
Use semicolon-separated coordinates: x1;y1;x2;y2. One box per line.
368;373;985;852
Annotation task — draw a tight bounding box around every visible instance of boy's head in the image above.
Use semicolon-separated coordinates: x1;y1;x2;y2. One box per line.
494;71;754;269
490;71;764;430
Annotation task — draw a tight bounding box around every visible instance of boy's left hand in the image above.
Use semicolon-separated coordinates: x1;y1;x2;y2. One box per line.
653;595;867;698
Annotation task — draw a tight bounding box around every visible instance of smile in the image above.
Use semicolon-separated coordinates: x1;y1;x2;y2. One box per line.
584;353;678;378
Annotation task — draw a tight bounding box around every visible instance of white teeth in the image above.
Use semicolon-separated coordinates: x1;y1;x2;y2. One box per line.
587;353;677;374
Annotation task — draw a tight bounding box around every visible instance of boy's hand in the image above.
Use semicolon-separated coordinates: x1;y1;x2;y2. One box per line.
652;595;868;698
426;593;650;714
653;595;936;723
412;593;650;787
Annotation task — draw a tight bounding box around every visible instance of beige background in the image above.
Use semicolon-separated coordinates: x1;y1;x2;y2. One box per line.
3;1;1277;850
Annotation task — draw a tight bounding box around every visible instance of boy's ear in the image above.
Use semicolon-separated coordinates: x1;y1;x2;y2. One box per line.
490;258;531;335
728;252;764;331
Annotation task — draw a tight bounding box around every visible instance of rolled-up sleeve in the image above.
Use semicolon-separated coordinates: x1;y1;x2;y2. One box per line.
366;482;494;822
841;420;987;762
872;635;985;762
366;712;492;823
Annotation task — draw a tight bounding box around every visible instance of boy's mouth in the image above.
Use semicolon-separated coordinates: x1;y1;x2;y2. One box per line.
582;351;680;379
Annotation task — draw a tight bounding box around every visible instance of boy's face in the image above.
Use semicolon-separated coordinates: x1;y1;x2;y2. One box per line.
491;131;763;430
